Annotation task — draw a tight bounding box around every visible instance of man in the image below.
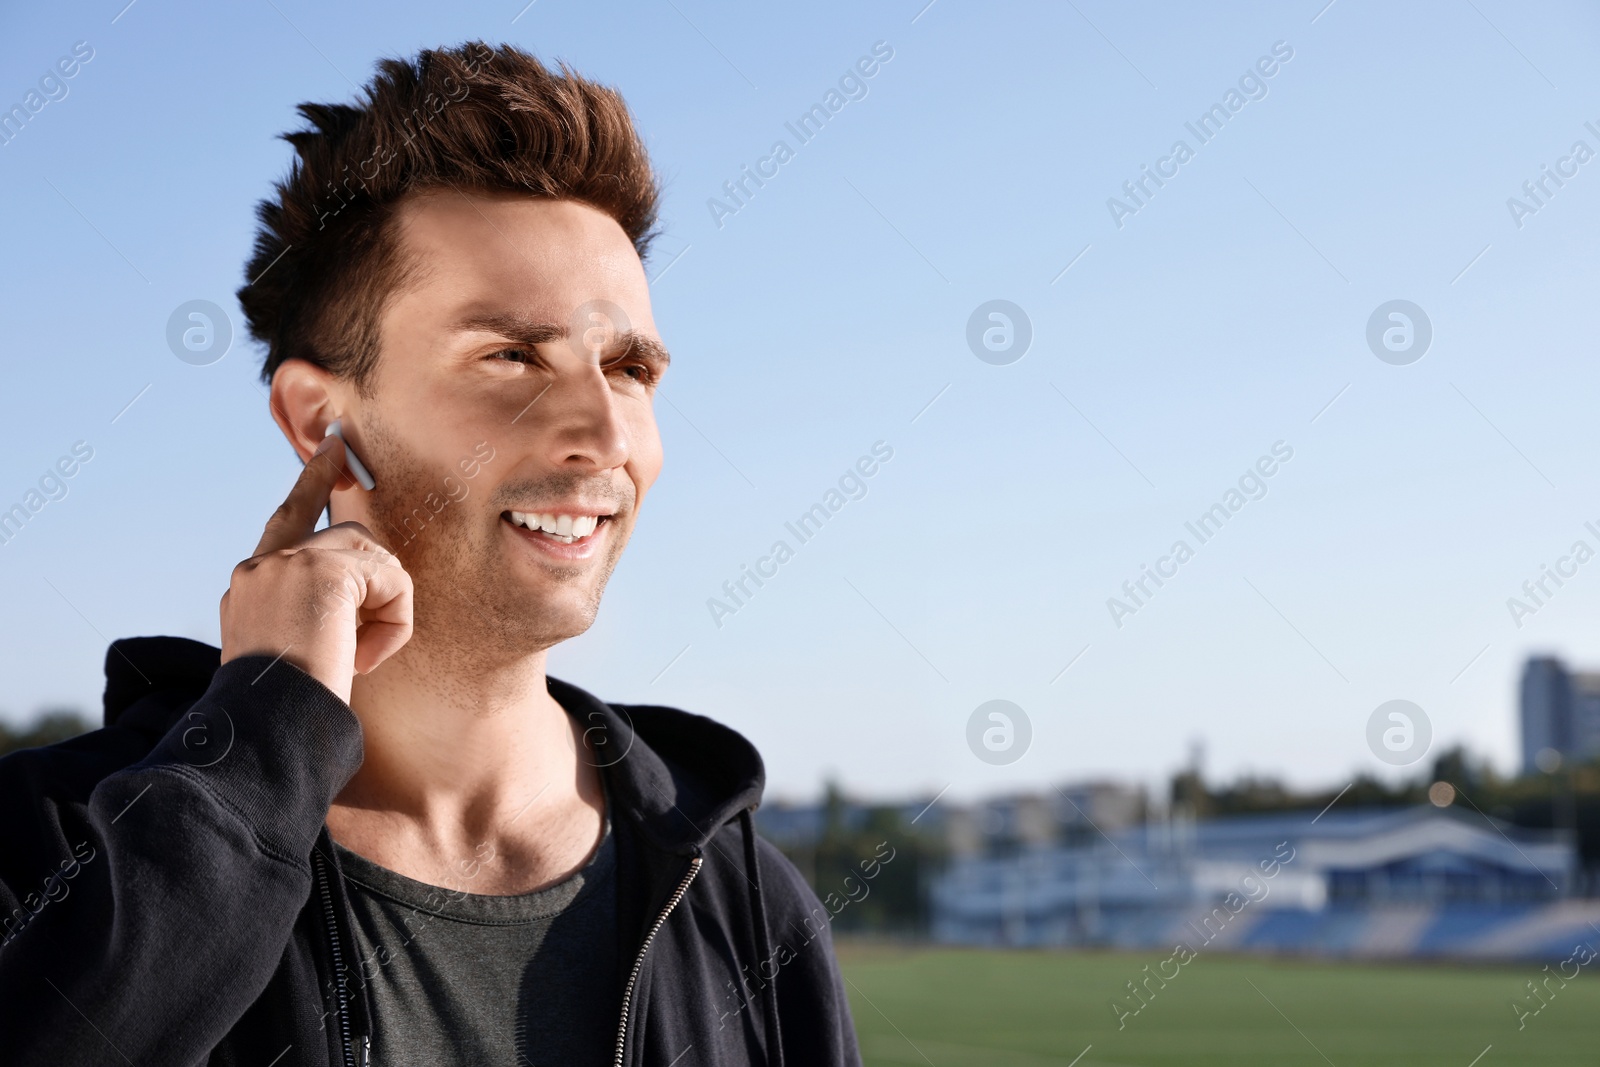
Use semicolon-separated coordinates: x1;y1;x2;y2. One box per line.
0;41;861;1066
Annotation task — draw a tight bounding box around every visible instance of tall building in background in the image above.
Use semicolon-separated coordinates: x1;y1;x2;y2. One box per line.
1520;656;1600;773
1522;657;1570;772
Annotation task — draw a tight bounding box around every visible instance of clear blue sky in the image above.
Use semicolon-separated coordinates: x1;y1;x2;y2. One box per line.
2;0;1598;805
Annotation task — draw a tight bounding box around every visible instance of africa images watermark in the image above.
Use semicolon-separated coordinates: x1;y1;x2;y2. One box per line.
387;440;497;548
707;40;895;230
1511;934;1600;1031
312;440;499;633
1106;440;1294;628
706;440;894;629
1111;839;1297;1030
0;440;95;549
1504;518;1600;629
0;40;95;148
319;838;502;1035
1505;119;1600;230
715;840;897;1033
310;41;496;231
1106;40;1295;229
0;839;97;952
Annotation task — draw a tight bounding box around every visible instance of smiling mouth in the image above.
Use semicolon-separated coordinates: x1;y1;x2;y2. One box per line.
502;510;612;545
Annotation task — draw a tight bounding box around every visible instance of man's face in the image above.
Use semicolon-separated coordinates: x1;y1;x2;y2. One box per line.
335;190;666;658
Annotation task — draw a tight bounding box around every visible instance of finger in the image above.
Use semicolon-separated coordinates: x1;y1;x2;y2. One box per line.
254;436;344;557
302;547;408;622
350;557;414;674
301;521;398;556
353;618;412;675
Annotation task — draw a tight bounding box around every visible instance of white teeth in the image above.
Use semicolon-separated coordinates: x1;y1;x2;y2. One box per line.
508;511;603;543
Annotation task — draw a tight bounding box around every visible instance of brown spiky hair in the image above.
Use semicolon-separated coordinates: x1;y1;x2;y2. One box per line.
238;40;662;392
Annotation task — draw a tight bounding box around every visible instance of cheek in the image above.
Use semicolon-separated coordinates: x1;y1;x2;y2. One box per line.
628;409;664;504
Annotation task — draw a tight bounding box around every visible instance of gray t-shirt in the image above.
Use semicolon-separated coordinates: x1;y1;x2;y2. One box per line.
331;802;618;1067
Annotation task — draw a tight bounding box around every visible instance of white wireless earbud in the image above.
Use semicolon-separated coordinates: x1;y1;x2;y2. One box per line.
324;419;376;491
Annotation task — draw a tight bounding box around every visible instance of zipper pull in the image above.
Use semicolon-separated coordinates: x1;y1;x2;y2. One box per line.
360;1034;371;1066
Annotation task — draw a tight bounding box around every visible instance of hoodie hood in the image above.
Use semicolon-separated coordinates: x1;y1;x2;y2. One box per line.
100;635;766;855
546;675;766;854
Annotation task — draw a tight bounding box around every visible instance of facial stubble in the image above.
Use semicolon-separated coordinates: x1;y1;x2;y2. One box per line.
357;413;631;666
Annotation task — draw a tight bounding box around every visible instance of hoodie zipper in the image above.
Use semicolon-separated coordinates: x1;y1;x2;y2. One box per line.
311;848;366;1067
612;855;702;1067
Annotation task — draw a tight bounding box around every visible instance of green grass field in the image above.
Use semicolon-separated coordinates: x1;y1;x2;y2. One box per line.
836;941;1598;1066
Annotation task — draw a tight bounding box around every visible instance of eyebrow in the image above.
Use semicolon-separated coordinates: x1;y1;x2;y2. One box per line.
451;311;671;371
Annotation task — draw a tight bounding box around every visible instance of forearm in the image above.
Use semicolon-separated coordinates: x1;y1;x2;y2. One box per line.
0;655;362;1065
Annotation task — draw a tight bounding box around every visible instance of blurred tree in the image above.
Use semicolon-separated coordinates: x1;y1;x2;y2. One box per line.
1208;774;1296;816
784;778;947;936
1168;768;1210;818
0;707;93;758
1430;745;1492;795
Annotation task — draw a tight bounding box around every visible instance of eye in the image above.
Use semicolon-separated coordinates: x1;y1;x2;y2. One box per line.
488;346;536;365
604;356;660;388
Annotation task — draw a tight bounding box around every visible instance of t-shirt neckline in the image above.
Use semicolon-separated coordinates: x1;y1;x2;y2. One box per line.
330;776;613;926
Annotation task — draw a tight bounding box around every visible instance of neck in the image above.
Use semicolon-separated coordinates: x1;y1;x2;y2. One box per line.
330;630;606;894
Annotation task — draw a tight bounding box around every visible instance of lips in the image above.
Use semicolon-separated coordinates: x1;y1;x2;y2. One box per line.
501;510;613;558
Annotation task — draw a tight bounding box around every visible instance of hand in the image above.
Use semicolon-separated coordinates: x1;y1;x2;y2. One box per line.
220;436;413;703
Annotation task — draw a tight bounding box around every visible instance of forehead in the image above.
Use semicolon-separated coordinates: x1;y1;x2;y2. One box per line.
388;190;653;327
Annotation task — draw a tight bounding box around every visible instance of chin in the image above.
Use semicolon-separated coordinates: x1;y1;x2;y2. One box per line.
506;588;604;646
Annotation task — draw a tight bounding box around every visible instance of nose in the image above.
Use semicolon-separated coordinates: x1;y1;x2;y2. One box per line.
539;360;630;472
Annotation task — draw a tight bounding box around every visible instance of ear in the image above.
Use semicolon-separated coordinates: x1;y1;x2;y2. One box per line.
269;358;356;490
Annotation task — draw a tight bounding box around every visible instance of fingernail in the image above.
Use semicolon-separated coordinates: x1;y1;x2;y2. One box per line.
313;436;338;458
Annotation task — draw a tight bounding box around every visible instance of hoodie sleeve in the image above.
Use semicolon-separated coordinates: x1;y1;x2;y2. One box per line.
753;836;865;1067
0;653;363;1067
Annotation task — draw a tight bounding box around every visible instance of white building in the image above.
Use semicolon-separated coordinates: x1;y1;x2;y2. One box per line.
931;806;1591;959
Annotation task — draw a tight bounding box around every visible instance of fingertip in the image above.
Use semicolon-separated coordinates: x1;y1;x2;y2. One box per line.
306;439;348;487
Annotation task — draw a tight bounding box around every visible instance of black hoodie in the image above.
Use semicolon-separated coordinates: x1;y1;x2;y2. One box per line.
0;636;862;1066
